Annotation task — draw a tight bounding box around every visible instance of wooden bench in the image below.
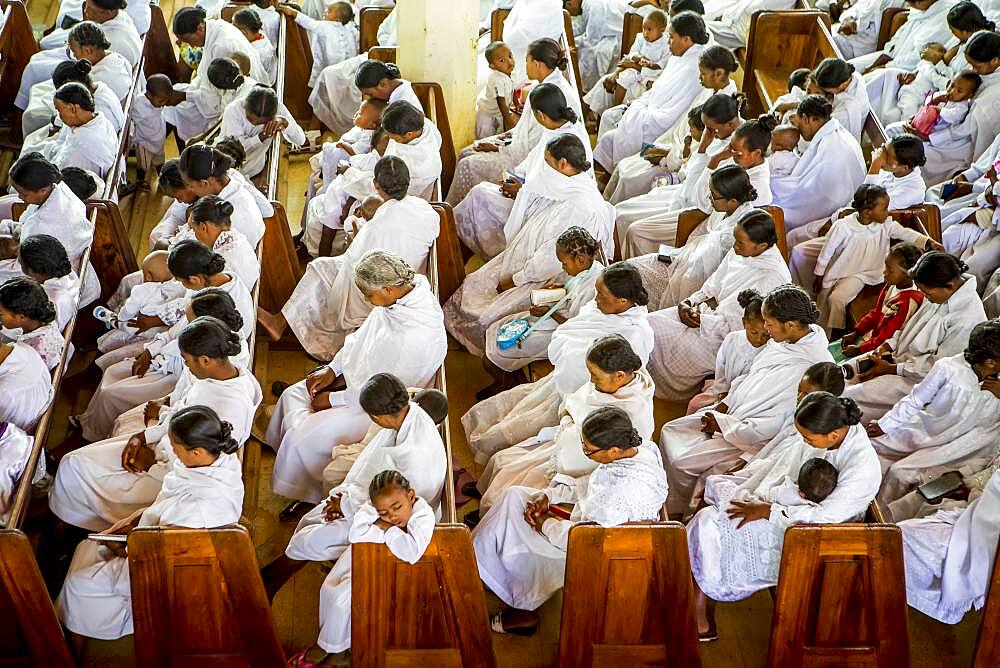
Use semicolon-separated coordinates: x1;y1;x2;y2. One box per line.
876;7;908;51
360;5;393;53
143;3;184;81
767;523;909;666
351;525;495;667
0;1;39;113
676;204;789;261
620;11;644;59
973;542;1000;667
558;523;702;666
128;525;285;666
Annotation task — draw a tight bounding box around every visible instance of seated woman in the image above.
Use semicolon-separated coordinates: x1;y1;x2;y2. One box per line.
56;406;244;649
866;320;1000;505
162;57;260;146
51;316;261;531
687;392;880;639
446;136;613;357
843;252;986;421
0;276;65;371
173;195;260;290
259;157;440;362
265;252;447;506
475;334;655;515
18;235;80;331
0;339;53;431
463;262;654;463
170;6;268;93
31;83;118;179
221;85;306;178
446;39;582;206
473;406;667;636
146;160;200;250
178;144;266;245
455;84;592;260
660;284;833;514
647;207;790;400
0;422;38;522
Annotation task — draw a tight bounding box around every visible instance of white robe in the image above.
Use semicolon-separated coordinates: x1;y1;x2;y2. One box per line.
473;441;667;611
707;0;796;51
583;32;671;115
161;76;259;143
284;196;440;361
853;0;957;74
268;277;447;503
688;330;766;413
190;20;267;95
647;245;791;400
295;13;359;87
832;0;904;60
462;300;654;463
43;272;81;331
0;423;37;522
0;343;54;431
503;0;565;85
924;69;1000;186
220;97;307;178
37;112;119;179
573;0;628;90
56;454;244;640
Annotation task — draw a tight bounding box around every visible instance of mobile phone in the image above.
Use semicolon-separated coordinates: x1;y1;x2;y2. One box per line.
940;183;959;200
87;533;127;543
657;243;673;264
917;471;964;503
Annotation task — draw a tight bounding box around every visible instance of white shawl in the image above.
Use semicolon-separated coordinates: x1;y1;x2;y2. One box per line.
139;455;244;528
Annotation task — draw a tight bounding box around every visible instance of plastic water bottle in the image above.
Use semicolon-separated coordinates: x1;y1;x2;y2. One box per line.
92;306;117;329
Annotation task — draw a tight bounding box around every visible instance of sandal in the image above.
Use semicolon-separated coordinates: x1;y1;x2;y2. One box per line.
460;479;482;501
490;611;537;636
286;649;321;667
279;500;314;523
698;619;718;642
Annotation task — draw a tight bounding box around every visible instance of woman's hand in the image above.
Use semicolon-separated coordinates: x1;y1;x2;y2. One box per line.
700;412;721;436
121;433;155;473
860;354;896;381
677;302;701;328
529;304;550;317
868;145;886;174
306;366;337;397
500;180;522;199
310;391;332;412
838;19;857;35
865;421;885;438
322;494;343;521
840;331;859;346
143;400;162;424
523;493;550;533
896;71;917;86
474;141;500;153
132;350;153;378
707;145;733;170
727;501;772;528
128;315;164;333
497;276;516;293
841;344;861;359
697;126;717;154
336;141;355;156
925;238;945;252
982;377;1000;399
261;117;290;139
714;402;729;414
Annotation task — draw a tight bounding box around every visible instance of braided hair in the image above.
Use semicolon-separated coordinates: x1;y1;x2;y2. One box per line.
368;469;413;502
763;284;821;325
556;226;606;266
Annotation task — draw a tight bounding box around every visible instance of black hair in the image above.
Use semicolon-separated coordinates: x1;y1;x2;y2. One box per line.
190;288;244;334
69;20;111;49
381;100;425;135
702;92;746;123
55;82;95;112
645;8;669;26
178;315;242;358
734;114;778;153
947;1;996;33
53;59;94;89
699;45;737;73
158;158;186;190
88;0;126;11
738;289;764;321
687;104;705;131
168;239;227;278
207;58;244;90
910;252;967;288
811;58;855;89
581;406;643;450
955;70;984;93
546;134;591;173
966;319;1000;365
803;361;846;396
788;67;811;91
354;60;401;89
601;262;649;306
889;134;927;167
887;241;923;269
529;82;579;124
794;391;862;433
670;0;704;14
359;372;409;416
736;208;778;246
146;73;174;97
179;144;233;181
798;458;839;503
797;94;833;120
709;164;757;203
60;166;98;200
173;6;207;36
586;334;643;374
190;195;234;226
169;405;240;456
0;276;56;324
245;86;278;120
233;7;263;32
9;153;62;191
373;155;410;200
18;235;72;279
212;136;247;170
328;1;354;23
964;31;1000;64
556;226;600;259
368;469;412;501
763;284;821;325
851;183;889;212
412;388;449;425
485;40;508;64
527;38;569;71
670;11;710;44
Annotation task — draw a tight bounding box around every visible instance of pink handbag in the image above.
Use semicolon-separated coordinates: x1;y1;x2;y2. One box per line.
909;92;940;136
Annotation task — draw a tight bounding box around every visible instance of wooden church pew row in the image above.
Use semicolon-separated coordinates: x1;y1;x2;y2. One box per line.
766;523;909;666
142;3;184;81
360;5;393;54
558;522;702;666
351;525;496;667
620;11;644;59
0;529;75;664
876;7;909;51
973;542;1000;667
128;525;286;666
675;204;789;261
0;1;39;113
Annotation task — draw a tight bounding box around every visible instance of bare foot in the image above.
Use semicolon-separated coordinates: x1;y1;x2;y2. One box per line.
257;307;287;341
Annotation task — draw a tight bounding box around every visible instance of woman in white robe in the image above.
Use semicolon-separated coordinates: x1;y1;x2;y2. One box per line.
262;159;440;361
500;0;566;85
648;215;791;400
56;405;244;643
843;252;987;421
220;86;307;178
473;406;668;634
569;0;628;90
831;0;905;60
850;0;956;74
447;38;581;206
179;145;266;245
476;334;656;512
163;61;260;144
688;316;771;414
34;83;119;179
660;285;834;514
0;342;54;431
22;68;126;152
447;139;614;356
866;322;1000;504
170;7;268;95
463;262;654;463
455;84;593;260
930;131;1000;224
706;0;796;51
593;11;709;172
769;96;867;232
266;253;447;504
811;57;871;140
17;235;81;331
0;423;38;522
686;393;880;637
58;0;151;38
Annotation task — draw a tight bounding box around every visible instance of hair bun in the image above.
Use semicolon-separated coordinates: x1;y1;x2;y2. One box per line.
839;397;862;426
207;252;227;275
958;259;969;273
757;113;779;132
385;63;401;77
224;330;241;356
628;428;642;449
556;55;569;69
737;288;762;308
219;420;240;454
75;60;93;75
216;200;234;217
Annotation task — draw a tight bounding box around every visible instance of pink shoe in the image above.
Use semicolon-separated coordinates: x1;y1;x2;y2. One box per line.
286;649;320;668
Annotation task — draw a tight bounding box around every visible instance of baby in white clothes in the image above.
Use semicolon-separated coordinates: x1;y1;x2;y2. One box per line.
476;41;517;139
735;457;840;507
769;125;801;178
890;71;982;144
311;97;386;193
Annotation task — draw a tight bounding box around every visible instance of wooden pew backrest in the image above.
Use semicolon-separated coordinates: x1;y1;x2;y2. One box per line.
0;529;74;665
414;82;457;194
128;526;285;667
143;3;183;80
763;204;789;261
558;523;702;667
973;542;1000;667
259;201;303;312
767;524;909;667
430;202;465;305
0;2;39;113
620;11;644;59
360;6;393;53
876;8;909;51
352;525;495;667
490;8;511;43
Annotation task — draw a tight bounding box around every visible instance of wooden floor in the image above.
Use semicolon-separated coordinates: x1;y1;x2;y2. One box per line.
19;0;984;663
